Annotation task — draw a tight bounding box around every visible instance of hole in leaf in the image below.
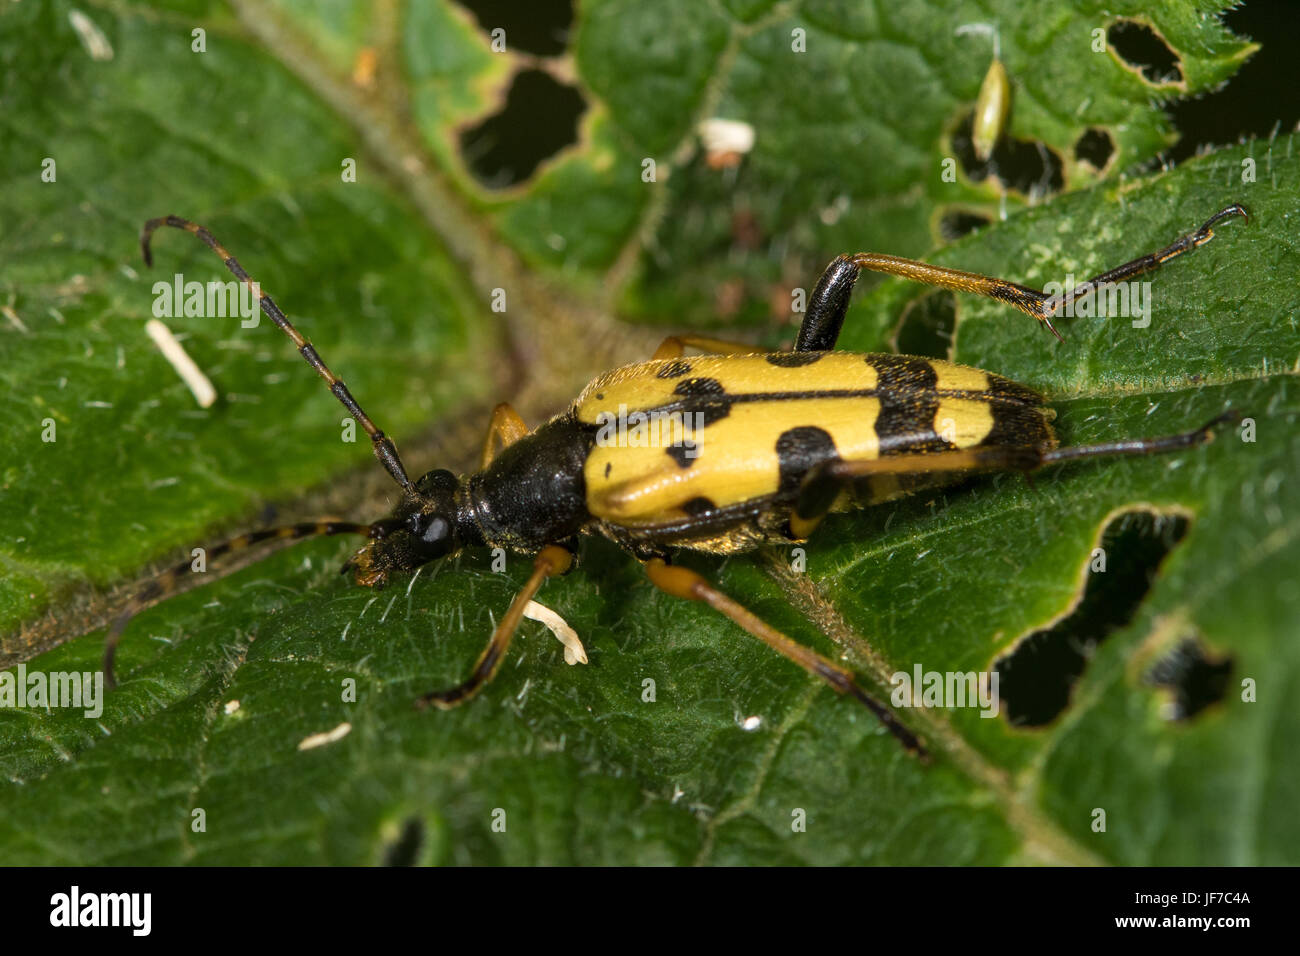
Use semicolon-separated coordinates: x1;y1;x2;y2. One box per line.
893;290;956;359
1074;127;1116;170
1144;636;1232;721
382;816;425;866
1167;2;1300;163
1108;20;1184;86
952;113;1064;200
460;69;586;188
452;0;573;56
938;208;992;241
996;510;1190;727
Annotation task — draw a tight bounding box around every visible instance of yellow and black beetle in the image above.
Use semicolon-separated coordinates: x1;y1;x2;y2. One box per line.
106;204;1248;759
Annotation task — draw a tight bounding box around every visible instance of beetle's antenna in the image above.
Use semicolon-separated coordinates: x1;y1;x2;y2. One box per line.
103;520;376;688
140;216;414;494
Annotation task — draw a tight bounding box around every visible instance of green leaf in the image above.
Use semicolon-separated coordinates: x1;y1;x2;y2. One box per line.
2;0;1292;865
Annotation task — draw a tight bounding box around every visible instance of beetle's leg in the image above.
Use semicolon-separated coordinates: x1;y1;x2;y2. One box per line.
652;335;770;360
796;255;863;351
418;545;573;709
140;216;414;493
789;446;1039;538
1039;204;1248;327
789;411;1239;538
643;559;928;760
1038;409;1240;466
481;402;530;468
104;520;376;688
796;203;1248;348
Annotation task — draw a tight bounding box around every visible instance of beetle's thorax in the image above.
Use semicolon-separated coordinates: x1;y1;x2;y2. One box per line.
464;411;593;552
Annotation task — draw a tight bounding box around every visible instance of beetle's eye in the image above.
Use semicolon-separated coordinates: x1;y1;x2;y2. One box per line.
408;511;454;558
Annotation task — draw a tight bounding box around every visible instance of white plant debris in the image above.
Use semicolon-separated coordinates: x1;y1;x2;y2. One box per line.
297;722;352;751
698;118;756;168
523;600;588;665
145;319;217;408
69;10;114;61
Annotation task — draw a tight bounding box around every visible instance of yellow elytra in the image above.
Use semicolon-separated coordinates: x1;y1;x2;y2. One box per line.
578;352;1054;535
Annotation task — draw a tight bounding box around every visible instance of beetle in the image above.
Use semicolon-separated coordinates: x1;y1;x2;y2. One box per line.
105;204;1248;759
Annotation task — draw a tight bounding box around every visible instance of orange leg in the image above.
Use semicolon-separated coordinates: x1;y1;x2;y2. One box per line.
480;402;530;468
644;559;927;759
820;204;1248;343
651;334;770;360
418;545;574;709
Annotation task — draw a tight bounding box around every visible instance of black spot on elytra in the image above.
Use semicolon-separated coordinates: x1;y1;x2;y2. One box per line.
666;441;698;469
984;373;1046;408
680;496;716;516
866;354;937;389
866;355;949;456
674;377;725;396
981;374;1053;450
995;511;1190;727
775;426;839;495
673;377;731;425
656;360;692;379
765;352;823;367
603;462;611;478
1144;636;1232;721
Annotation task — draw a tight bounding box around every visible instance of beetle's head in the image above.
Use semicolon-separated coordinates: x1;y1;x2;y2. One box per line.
343;468;480;588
